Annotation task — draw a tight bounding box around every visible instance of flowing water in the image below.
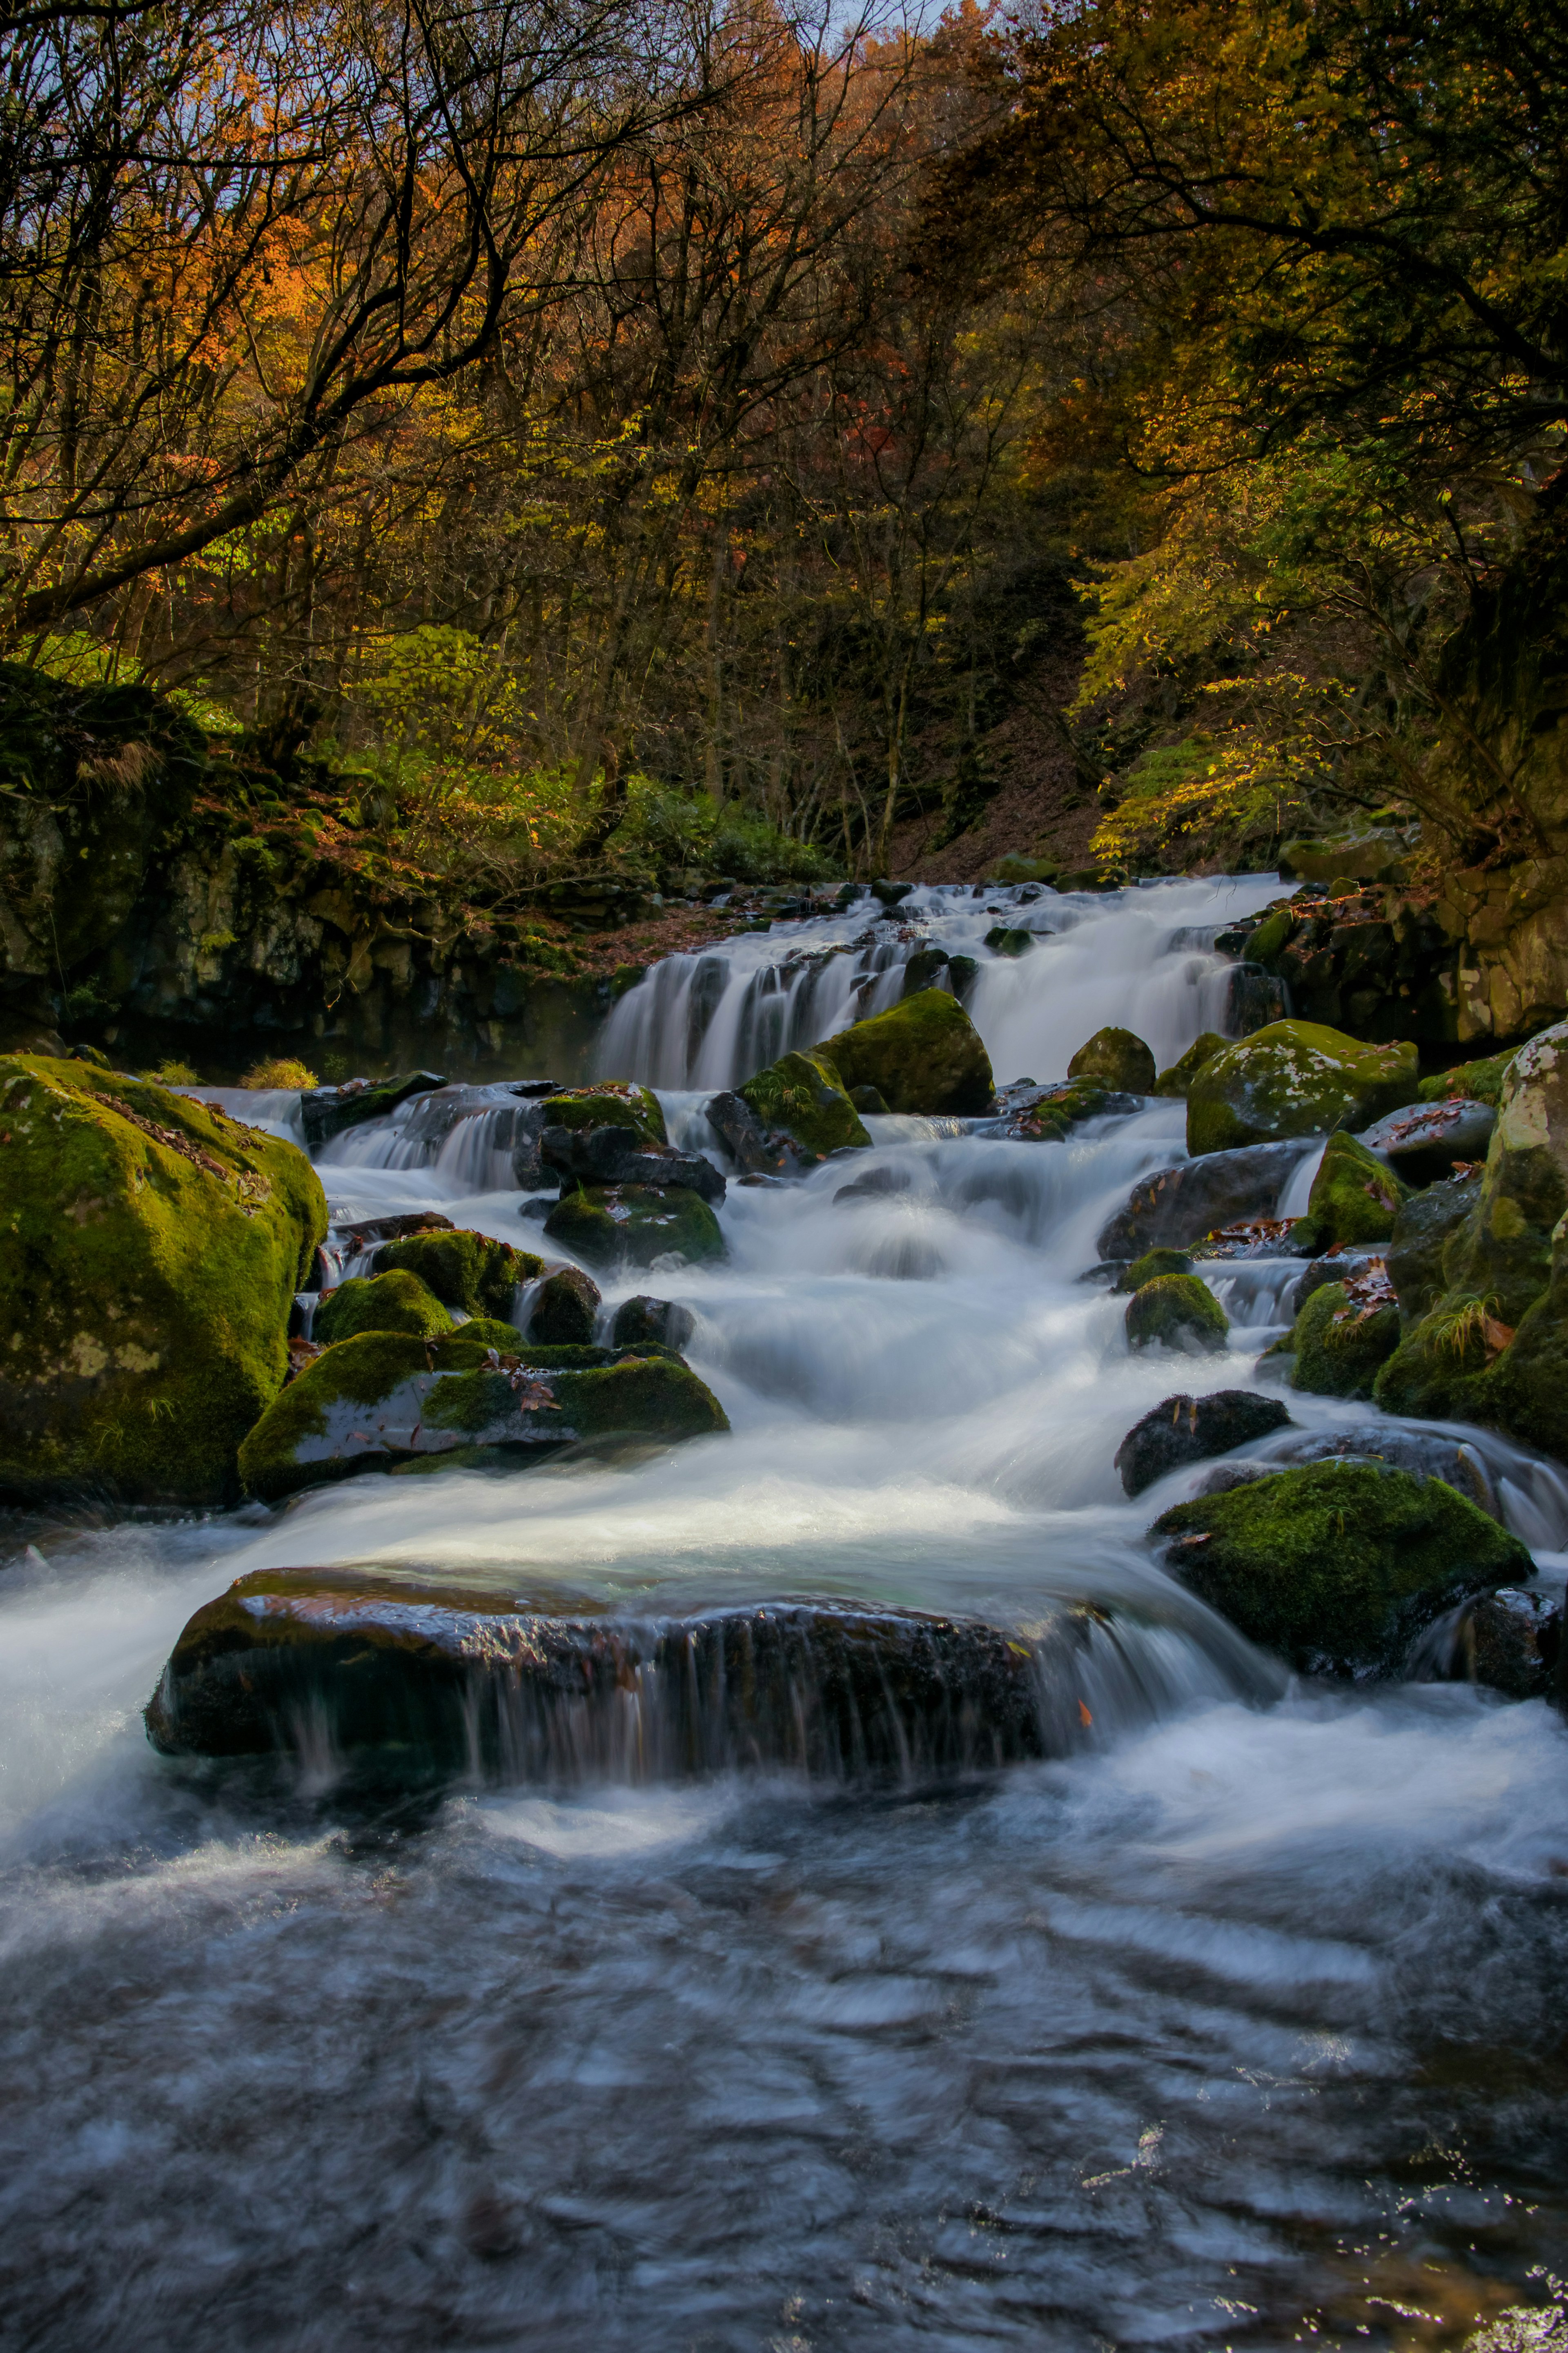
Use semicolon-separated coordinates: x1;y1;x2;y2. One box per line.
4;878;1568;2353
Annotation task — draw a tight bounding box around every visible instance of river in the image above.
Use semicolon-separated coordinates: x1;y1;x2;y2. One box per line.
3;876;1567;2351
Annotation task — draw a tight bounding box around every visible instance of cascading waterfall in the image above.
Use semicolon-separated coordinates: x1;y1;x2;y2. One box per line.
6;870;1568;2351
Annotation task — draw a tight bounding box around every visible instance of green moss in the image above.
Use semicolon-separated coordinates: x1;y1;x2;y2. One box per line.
539;1082;667;1146
1371;1296;1495;1421
1417;1050;1515;1107
1068;1025;1156;1093
1465;1264;1568;1464
1125;1272;1229;1353
984;927;1034;957
1116;1247;1195;1293
1245;907;1295;966
1186;1021;1420;1156
1153;1032;1227;1098
372;1229;542;1318
314;1269;453;1343
1306;1131;1411;1247
543;1182;728;1269
739;1049;870;1160
1153;1459;1530;1675
819;989;995;1116
1290;1281;1401;1399
0;1055;326;1505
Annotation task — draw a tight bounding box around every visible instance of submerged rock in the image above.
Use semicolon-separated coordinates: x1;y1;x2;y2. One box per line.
541;1122;725;1204
820;988;994;1117
1185;1021;1419;1157
0;1055;325;1505
729;1048;869;1165
1114;1389;1292;1497
1097;1140;1314;1258
543;1182;727;1269
1068;1026;1156;1095
299;1070;446;1149
1152;1458;1532;1677
1305;1131;1410;1249
610;1294;696;1351
314;1269;453;1344
1153;1031;1227;1099
145;1577;1103;1781
522;1264;601;1345
371;1228;542;1320
236;1329;728;1501
1125;1273;1229;1354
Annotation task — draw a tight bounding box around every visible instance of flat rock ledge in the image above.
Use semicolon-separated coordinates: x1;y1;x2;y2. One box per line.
145;1572;1108;1785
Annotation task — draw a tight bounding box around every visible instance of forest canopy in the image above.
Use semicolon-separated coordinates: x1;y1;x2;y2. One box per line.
3;0;1564;882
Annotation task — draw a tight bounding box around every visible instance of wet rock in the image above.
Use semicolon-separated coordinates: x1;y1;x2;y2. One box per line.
820;989;994;1117
1193;1217;1316;1260
315;1269;453;1345
145;1577;1100;1781
0;1055;325;1505
1287;1272;1401;1400
1267;1423;1500;1518
834;1164;913;1204
611;1295;696;1351
984;926;1035;956
706;1088;793;1176
1305;1131;1410;1249
543;1182;727;1270
1153;1032;1227;1099
1068;1025;1156;1094
1185;1021;1419;1157
298;1070;446;1149
1224;964;1290;1036
1439;1586;1562;1697
523;1264;601;1346
541;1122;725;1205
1125;1273;1229;1354
1114;1247;1195;1293
982;1078;1138;1142
1114;1389;1292;1497
900;947;951;998
394;1084;553;1188
325;1210;455;1249
731;1048;870;1166
947;953;980;1004
1292;1246;1387;1314
1385;1172;1483;1318
539;1082;668;1149
1096;1139;1315;1258
371;1229;542;1320
1152;1459;1532;1676
870;879;914;908
236;1329;729;1501
1359;1096;1496;1182
849;1083;890;1115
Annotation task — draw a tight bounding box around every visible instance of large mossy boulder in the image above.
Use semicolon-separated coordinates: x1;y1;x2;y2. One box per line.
1125;1273;1229;1354
1288;1278;1401;1400
371;1228;542;1318
1185;1021;1419;1157
539;1082;667;1147
1068;1026;1156;1094
1305;1131;1411;1248
1153;1032;1227;1099
543;1182;727;1269
736;1048;870;1162
237;1328;729;1502
0;1055;326;1503
820;988;994;1117
1153;1459;1532;1677
314;1268;452;1343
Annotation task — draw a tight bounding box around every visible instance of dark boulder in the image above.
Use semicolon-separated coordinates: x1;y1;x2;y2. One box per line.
541;1121;725;1204
1114;1389;1292;1497
1385;1171;1483;1318
1098;1140;1314;1258
1068;1026;1156;1094
1152;1458;1532;1676
1292;1247;1388;1315
1359;1096;1496;1183
523;1264;601;1346
298;1070;447;1149
611;1295;696;1351
145;1579;1107;1783
1437;1586;1561;1698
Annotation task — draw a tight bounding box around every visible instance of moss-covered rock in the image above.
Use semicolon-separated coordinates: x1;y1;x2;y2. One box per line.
1068;1025;1156;1094
1438;1020;1568;1323
984;926;1035;956
737;1048;870;1161
611;1294;696;1350
314;1269;453;1344
1125;1273;1229;1354
1289;1279;1401;1399
539;1081;667;1147
1153;1032;1227;1098
1386;1172;1483;1318
1417;1049;1516;1108
1114;1247;1196;1294
1305;1131;1411;1248
237;1327;728;1501
523;1263;600;1345
543;1182;727;1269
1185;1021;1420;1157
372;1229;542;1319
820;989;995;1117
0;1055;325;1504
992;1078;1131;1141
1153;1459;1532;1676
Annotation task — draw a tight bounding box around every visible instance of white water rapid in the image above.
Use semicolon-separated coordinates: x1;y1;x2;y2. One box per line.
4;876;1568;2351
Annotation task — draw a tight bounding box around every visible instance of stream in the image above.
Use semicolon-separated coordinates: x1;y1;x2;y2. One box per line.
4;876;1568;2351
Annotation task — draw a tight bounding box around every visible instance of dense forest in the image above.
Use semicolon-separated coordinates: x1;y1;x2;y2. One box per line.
3;0;1564;899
